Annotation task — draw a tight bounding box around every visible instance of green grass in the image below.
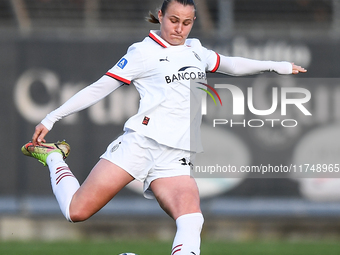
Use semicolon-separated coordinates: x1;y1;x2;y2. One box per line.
1;240;340;255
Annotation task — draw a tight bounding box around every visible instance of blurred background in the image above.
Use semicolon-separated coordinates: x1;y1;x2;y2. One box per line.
1;0;340;242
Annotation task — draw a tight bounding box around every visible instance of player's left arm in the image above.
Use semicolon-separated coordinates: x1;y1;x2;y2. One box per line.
31;76;124;146
216;55;307;76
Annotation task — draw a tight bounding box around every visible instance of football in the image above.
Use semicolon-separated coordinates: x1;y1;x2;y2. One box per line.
118;253;138;255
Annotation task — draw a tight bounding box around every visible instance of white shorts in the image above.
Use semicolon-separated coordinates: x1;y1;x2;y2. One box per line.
100;129;195;199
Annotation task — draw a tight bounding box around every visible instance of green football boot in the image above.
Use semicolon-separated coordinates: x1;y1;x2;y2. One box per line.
21;141;70;166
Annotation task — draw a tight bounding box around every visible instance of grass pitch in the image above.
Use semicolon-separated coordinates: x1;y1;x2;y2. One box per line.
1;240;340;255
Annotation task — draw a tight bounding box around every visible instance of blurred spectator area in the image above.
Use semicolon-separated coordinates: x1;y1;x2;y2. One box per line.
0;0;337;38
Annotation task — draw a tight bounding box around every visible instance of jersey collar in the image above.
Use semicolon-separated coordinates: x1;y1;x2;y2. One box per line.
148;30;171;48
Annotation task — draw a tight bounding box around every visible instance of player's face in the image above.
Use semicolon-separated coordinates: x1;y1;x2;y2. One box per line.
158;1;196;46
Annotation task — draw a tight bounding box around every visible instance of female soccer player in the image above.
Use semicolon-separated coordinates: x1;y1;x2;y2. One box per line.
22;0;306;254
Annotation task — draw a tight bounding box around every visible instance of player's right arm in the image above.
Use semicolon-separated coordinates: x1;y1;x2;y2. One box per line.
32;44;143;146
32;123;49;146
32;75;124;146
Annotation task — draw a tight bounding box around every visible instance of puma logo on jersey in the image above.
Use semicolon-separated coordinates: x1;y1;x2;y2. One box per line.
159;56;169;62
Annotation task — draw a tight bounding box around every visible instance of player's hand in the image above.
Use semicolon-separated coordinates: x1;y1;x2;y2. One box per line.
292;63;307;74
32;123;49;146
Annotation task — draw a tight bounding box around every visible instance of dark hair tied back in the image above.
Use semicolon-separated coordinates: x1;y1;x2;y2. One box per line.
146;11;160;24
146;0;196;24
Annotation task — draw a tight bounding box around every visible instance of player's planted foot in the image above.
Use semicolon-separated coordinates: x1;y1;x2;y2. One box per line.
21;141;70;166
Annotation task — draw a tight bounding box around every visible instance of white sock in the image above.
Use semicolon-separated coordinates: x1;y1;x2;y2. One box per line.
46;152;80;222
171;213;204;255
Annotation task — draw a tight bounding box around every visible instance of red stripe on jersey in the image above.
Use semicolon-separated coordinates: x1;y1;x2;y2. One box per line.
149;32;168;48
211;52;220;73
105;72;131;85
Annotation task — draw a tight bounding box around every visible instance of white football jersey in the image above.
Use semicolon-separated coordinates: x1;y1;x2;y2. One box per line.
106;30;220;152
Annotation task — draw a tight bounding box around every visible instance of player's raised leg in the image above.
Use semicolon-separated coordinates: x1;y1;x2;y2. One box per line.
22;141;79;221
22;141;134;222
150;176;204;255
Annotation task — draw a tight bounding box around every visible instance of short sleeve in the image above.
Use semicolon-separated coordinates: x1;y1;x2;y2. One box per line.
186;38;220;73
202;47;220;73
105;43;145;85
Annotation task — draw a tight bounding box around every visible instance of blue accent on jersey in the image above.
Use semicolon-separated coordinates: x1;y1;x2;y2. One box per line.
117;58;128;69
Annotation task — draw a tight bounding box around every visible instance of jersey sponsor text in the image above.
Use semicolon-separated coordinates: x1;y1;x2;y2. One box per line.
165;67;206;84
